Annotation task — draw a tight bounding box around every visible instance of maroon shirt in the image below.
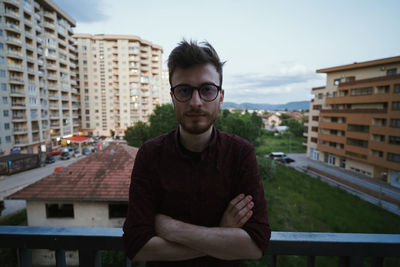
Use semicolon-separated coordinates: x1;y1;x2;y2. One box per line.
123;127;271;266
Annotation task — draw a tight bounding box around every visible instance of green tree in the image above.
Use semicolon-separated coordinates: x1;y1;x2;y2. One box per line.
124;122;149;147
148;104;177;139
279;113;291;126
287;119;305;137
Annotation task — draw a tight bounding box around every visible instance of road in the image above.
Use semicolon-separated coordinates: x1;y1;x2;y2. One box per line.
0;155;85;218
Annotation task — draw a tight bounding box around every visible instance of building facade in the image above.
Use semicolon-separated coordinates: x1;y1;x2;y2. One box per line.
0;0;79;155
74;34;167;138
305;56;400;188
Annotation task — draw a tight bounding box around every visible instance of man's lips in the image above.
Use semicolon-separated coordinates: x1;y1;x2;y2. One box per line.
185;112;207;117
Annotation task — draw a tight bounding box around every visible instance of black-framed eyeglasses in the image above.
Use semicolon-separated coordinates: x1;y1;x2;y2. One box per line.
170;83;222;102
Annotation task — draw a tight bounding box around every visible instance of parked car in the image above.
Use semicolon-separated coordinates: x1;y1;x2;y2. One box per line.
268;152;286;159
275;156;295;164
60;152;70;160
67;146;76;152
48;148;63;156
45;155;56;164
82;147;91;155
74;151;82;158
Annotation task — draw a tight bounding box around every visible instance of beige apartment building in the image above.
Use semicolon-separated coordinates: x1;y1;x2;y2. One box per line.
305;56;400;188
0;0;79;155
74;34;168;138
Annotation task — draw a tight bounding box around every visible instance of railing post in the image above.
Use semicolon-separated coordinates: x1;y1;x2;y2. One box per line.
371;257;383;267
307;255;315;267
271;254;277;267
350;256;364;267
55;249;66;267
339;256;350;267
18;248;32;267
125;257;132;267
79;249;102;267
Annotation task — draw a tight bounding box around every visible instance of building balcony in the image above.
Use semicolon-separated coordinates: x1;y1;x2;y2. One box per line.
317;144;346;156
320;108;387;114
325;94;392;105
319;121;347;131
6;50;23;59
346;131;369;141
4;8;20;19
13;127;28;134
14;138;29;146
12;115;27;121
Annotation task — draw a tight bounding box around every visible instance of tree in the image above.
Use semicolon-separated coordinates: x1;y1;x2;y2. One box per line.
287;119;305;137
125;104;177;147
124;122;149;147
148;104;177;139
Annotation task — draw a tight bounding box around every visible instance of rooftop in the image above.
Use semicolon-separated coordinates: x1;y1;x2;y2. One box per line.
316;55;400;73
8;144;137;202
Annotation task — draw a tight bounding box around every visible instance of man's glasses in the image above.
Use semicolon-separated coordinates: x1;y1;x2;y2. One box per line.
171;83;221;102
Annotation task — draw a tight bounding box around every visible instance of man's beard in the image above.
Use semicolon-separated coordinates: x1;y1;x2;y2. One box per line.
176;108;219;135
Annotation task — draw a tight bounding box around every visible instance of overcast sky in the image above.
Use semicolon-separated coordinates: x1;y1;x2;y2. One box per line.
53;0;400;104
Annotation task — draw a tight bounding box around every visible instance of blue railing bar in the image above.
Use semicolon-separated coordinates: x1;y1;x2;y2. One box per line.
1;226;399;258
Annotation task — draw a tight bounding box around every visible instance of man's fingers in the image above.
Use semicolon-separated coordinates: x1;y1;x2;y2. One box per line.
232;195;252;215
235;201;254;219
238;210;253;226
228;194;245;211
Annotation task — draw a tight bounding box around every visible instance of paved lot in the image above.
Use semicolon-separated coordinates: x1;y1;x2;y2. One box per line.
0;155;85;218
287;153;400;215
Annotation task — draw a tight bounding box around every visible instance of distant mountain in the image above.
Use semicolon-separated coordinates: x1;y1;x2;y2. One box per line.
222;101;310;111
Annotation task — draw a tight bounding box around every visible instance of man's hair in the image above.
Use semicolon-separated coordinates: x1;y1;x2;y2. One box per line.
167;40;225;86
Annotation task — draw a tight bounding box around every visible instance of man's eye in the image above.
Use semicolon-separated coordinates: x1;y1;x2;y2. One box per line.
177;87;191;94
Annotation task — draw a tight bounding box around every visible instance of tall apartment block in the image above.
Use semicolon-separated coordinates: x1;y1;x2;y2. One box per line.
0;0;79;155
74;34;167;137
304;56;400;188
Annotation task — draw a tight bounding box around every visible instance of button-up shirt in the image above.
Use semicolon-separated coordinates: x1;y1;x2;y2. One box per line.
123;127;271;266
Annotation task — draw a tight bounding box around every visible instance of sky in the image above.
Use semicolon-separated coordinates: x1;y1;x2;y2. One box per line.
53;0;400;104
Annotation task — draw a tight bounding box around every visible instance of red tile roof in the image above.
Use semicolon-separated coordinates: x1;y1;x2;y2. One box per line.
8;144;138;202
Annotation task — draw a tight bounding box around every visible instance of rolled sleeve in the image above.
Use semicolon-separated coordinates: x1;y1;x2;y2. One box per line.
123;146;159;259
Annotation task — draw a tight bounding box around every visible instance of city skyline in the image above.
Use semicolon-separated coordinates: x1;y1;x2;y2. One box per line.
53;0;400;104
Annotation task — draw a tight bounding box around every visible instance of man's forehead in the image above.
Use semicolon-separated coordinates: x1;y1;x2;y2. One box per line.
171;64;219;86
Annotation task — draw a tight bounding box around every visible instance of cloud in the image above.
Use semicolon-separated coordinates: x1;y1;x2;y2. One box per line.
223;63;324;104
53;0;108;23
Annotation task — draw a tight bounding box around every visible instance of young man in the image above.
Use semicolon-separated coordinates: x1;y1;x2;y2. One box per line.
123;40;271;266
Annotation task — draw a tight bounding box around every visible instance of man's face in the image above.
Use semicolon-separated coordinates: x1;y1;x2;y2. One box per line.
170;63;224;135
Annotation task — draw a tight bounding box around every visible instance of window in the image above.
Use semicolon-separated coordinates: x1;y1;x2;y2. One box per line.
348;124;369;133
387;68;397;76
1;83;6;91
0;70;5;77
389;136;400;145
388;153;400;163
347;138;368;148
392;102;400;111
3;110;9;117
391;119;400;128
351;87;373;96
2;97;8;104
0;56;4;64
4;123;10;130
109;203;128;218
46;204;74;218
395;84;400;93
5;136;11;143
0;43;3;50
334;79;340;86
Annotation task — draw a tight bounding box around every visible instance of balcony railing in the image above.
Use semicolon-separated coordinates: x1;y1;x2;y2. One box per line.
0;226;399;267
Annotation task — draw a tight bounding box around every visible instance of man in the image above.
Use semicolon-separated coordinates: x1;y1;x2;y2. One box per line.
123;40;271;266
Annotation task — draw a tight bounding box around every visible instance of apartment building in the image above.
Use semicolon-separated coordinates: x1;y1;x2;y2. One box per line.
74;34;167;138
0;0;79;155
305;56;400;188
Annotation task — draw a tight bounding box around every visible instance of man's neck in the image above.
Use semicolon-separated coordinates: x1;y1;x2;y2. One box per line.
179;125;213;152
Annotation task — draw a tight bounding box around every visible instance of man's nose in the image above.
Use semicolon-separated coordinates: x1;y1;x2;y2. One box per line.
189;89;202;106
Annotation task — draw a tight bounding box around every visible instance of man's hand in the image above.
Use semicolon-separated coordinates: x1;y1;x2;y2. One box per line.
220;194;254;228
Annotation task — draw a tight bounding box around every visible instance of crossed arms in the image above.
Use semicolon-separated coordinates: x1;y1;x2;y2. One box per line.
134;194;262;261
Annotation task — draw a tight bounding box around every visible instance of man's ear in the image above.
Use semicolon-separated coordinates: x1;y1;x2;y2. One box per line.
219;90;225;108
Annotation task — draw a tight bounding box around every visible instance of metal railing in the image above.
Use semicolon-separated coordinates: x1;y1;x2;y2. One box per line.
0;226;399;267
